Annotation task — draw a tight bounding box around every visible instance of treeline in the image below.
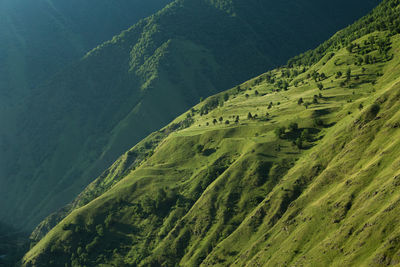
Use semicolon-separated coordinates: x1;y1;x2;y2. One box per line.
288;0;400;67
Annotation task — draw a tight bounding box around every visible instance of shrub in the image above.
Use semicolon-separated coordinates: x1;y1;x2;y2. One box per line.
289;122;299;132
298;98;304;105
275;126;286;139
195;144;204;153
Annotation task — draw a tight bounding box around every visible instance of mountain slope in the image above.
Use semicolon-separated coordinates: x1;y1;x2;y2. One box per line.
23;0;400;266
0;0;171;133
0;222;28;266
0;0;170;100
0;0;172;231
1;0;378;231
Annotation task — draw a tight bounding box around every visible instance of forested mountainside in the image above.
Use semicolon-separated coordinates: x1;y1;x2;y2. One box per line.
0;0;171;231
0;0;378;232
24;0;400;266
0;0;170;100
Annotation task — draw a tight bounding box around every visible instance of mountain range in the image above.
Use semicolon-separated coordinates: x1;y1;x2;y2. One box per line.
22;0;400;266
0;0;172;230
0;0;378;233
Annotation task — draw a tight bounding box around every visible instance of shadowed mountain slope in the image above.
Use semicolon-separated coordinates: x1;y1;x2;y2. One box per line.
23;0;400;266
0;0;378;231
0;0;172;230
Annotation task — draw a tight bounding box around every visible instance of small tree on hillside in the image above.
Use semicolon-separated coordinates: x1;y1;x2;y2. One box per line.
346;68;352;81
298;97;304;105
289;122;299;132
275;126;286;139
296;137;303;149
301;129;310;141
223;93;229;101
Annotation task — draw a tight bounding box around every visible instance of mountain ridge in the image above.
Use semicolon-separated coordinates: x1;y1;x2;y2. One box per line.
1;0;378;231
23;0;400;265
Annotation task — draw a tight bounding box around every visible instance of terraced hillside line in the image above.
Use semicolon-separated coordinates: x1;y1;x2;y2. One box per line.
24;1;400;266
1;0;378;231
24;14;400;267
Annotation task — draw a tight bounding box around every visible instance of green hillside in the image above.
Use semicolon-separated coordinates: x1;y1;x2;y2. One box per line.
0;0;171;230
1;0;378;231
23;0;400;266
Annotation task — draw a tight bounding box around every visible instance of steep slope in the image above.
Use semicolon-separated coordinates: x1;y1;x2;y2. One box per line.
0;0;170;100
0;0;170;132
2;0;378;231
23;0;400;266
0;223;28;266
0;0;171;229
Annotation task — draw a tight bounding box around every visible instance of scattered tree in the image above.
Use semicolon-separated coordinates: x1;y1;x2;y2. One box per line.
295;137;303;149
275;126;286;139
223;93;229;101
346;68;352;81
289;122;299;132
301;129;310;141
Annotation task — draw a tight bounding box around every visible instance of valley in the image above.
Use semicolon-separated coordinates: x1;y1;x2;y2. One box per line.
0;0;377;232
23;1;400;265
1;0;399;266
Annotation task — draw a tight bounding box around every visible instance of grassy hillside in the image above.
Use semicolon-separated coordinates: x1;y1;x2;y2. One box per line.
23;0;400;266
0;0;172;232
2;0;379;231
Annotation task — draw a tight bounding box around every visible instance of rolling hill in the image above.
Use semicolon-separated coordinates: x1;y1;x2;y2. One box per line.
0;0;379;232
23;0;400;266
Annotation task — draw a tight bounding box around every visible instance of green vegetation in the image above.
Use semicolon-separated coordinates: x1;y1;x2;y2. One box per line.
0;0;378;232
23;1;400;266
0;0;173;230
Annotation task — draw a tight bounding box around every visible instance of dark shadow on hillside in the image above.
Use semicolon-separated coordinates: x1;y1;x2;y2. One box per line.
203;148;216;156
258;153;277;158
322;122;336;128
